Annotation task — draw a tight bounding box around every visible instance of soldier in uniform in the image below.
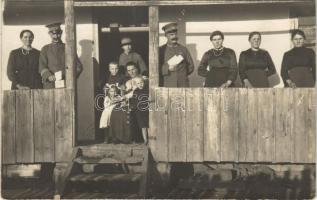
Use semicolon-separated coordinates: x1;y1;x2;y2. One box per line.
159;22;194;87
39;22;82;89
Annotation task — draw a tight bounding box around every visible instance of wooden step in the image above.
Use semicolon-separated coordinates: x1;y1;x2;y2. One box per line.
73;155;144;164
79;144;147;158
69;173;143;182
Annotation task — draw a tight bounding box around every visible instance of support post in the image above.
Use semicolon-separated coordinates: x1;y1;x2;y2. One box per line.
148;6;159;159
64;0;77;147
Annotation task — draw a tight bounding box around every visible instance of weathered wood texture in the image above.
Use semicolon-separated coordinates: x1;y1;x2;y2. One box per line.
150;88;316;163
2;89;74;164
74;0;314;7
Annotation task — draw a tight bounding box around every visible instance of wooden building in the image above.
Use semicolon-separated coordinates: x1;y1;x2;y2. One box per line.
1;0;316;197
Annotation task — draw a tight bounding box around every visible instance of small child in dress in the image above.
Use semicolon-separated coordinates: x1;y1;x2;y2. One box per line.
131;77;149;144
99;85;122;143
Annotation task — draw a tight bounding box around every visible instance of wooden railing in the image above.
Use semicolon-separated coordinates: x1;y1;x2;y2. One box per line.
149;88;316;163
2;88;315;164
2;89;74;164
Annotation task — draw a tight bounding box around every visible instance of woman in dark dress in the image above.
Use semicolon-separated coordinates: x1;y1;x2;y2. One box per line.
7;30;42;89
281;29;315;88
239;32;277;88
198;31;238;87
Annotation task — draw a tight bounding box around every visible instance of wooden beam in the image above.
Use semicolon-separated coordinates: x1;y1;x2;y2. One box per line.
101;26;149;33
65;0;76;89
148;6;159;90
74;0;314;7
64;0;77;147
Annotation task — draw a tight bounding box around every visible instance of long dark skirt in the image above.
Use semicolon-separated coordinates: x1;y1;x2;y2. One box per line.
245;69;269;88
288;67;315;88
204;68;235;87
108;106;141;143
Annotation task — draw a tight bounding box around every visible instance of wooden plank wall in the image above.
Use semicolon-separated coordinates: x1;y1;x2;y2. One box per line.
2;89;73;164
149;88;316;163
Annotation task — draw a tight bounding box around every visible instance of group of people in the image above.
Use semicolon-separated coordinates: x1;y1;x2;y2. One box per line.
99;39;149;144
7;22;82;90
6;21;316;145
159;22;315;88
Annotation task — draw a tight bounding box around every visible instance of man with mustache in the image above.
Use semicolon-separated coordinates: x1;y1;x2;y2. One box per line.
39;22;82;89
159;22;194;87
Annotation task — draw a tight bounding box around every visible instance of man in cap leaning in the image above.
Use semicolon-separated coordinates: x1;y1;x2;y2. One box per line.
119;37;148;76
159;22;194;87
39;22;82;89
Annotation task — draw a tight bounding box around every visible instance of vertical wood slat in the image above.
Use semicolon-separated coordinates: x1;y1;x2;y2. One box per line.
245;89;258;162
148;6;159;91
293;89;308;163
148;6;161;160
186;88;204;162
257;89;275;162
204;89;221;161
15;90;34;163
168;88;186;162
2;91;16;164
275;89;294;162
34;90;55;162
220;89;239;161
238;89;248;162
55;89;73;162
307;88;316;163
149;88;169;161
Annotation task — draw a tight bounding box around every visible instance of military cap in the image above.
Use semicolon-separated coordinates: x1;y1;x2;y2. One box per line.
162;22;178;33
46;22;62;33
121;37;132;46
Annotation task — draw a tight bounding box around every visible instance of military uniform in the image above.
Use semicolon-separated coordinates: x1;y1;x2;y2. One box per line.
39;23;82;89
159;23;194;87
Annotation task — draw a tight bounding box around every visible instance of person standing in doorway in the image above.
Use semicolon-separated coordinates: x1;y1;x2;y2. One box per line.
119;37;148;76
39;22;82;89
159;22;195;87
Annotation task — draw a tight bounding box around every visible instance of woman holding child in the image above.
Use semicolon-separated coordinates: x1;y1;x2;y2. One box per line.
99;61;148;144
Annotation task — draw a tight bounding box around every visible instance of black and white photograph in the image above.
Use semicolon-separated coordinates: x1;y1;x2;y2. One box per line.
0;0;316;199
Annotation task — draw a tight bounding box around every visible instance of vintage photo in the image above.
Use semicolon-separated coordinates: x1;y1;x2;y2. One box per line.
1;0;315;199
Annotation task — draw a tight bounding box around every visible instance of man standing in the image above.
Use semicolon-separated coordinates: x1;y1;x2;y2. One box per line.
159;22;194;87
39;22;82;89
119;37;148;76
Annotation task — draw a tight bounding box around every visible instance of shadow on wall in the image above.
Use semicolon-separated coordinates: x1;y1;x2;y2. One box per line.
77;39;101;143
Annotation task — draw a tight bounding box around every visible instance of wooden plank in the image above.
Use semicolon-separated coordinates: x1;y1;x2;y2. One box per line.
185;88;204;162
149;88;169;161
238;89;248;162
306;88;316;163
33;89;55;162
168;88;186;162
65;0;76;89
203;89;221;161
15;90;34;163
275;89;294;162
2;90;16;164
293;89;308;163
245;89;258;162
74;0;313;7
148;6;160;161
55;89;73;162
257;89;275;162
220;89;239;161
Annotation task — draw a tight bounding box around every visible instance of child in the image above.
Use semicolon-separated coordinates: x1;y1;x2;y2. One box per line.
107;61;125;86
119;37;148;76
130;77;149;144
99;85;123;143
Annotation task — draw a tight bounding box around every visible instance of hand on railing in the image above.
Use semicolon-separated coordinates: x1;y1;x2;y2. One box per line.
286;79;296;88
220;80;232;88
243;79;253;88
16;84;30;90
